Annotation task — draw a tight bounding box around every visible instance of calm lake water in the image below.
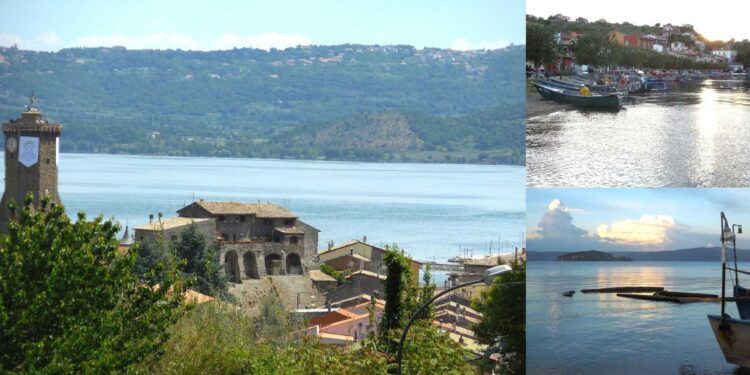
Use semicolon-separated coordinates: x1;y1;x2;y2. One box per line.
527;80;750;187
528;261;750;374
0;153;525;268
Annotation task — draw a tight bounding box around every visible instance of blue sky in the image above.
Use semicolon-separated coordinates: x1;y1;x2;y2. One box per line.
0;0;524;51
527;189;750;252
528;0;750;41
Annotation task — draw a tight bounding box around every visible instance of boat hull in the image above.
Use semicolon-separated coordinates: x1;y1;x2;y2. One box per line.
708;314;750;368
533;82;625;109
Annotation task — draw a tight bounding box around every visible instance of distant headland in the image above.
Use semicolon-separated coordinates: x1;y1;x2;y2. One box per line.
556;250;632;262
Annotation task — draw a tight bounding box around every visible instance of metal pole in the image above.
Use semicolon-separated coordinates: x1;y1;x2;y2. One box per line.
721;213;727;317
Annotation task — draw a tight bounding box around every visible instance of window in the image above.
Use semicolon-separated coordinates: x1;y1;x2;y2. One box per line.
240;215;245;222
219;215;226;222
263;219;272;225
283;219;294;226
290;236;298;245
232;234;237;241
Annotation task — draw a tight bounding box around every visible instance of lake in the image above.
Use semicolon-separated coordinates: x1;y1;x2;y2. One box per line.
0;153;525;271
527;261;748;374
527;80;750;187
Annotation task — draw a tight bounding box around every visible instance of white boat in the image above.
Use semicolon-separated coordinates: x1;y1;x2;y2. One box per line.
708;212;750;368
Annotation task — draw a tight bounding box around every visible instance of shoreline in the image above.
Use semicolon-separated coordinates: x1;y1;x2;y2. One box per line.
526;83;573;119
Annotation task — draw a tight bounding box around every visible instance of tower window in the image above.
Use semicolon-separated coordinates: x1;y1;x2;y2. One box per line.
46;159;50;164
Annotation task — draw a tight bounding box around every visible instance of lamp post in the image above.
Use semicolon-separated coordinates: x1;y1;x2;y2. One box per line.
395;264;516;374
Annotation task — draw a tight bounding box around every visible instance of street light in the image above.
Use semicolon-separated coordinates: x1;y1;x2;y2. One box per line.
395;264;516;374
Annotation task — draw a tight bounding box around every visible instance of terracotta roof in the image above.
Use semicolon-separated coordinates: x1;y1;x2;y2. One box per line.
309;270;337;282
135;217;212;231
190;200;297;218
308;310;351;328
274;226;305;235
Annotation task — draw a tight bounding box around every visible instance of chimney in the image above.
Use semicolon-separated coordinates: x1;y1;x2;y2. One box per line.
158;212;163;222
149;214;153;224
362;235;366;243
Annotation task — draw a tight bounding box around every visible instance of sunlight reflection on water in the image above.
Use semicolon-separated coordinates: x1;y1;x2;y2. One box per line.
527;82;750;187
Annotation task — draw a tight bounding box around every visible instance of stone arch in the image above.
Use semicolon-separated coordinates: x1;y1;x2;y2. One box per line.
224;251;241;283
243;252;259;279
286;253;302;275
265;253;283;276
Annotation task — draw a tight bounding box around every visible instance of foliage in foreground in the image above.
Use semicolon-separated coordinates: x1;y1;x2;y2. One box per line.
151;297;473;375
0;195;184;373
474;260;526;374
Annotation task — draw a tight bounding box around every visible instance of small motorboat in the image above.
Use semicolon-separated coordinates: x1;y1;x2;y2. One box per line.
708;212;750;368
533;81;627;109
562;290;575;297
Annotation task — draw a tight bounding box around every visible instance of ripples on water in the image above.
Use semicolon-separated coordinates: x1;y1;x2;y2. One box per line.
528;261;750;374
527;81;750;187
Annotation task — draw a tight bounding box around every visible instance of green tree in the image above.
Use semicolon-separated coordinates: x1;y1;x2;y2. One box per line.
473;260;526;374
526;22;559;68
413;263;436;321
0;195;184;372
173;225;227;296
572;31;617;67
380;244;412;342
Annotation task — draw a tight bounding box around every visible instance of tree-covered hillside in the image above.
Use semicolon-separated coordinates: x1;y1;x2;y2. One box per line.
0;44;524;165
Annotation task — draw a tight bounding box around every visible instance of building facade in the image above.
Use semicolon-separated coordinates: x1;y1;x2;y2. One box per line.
0;95;62;232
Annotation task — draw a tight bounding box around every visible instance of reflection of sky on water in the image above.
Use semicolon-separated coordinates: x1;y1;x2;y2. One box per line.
528;261;747;374
527;82;750;187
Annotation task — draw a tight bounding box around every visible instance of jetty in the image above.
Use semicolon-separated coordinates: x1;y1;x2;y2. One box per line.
581;286;664;294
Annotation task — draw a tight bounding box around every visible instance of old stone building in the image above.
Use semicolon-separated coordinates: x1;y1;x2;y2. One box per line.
133;200;320;284
0;94;62;232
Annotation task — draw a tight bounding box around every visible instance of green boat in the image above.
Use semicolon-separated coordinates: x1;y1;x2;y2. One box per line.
533;81;626;109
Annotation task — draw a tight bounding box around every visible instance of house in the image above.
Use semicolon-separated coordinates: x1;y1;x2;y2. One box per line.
134;216;214;243
177;200;320;281
306;298;385;345
317;239;421;285
713;49;737;62
133;200;320;283
325;270;386;304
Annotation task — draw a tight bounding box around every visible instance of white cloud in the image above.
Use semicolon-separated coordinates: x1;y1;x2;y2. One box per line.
214;33;313;50
0;34;23;47
450;37;509;51
33;32;64;50
596;215;678;246
74;33;200;50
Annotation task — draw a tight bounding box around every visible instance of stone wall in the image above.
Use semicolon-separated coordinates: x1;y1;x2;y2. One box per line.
220;240;308;283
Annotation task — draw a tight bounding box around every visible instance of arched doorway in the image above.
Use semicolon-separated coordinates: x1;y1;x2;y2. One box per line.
286;253;302;275
224;251;241;283
265;253;283;276
243;252;259;279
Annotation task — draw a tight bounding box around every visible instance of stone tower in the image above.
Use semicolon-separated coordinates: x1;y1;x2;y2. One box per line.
0;93;62;232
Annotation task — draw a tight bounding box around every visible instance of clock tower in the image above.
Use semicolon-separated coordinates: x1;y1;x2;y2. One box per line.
0;93;63;232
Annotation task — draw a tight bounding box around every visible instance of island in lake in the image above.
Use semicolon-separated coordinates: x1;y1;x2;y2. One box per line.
556;250;633;262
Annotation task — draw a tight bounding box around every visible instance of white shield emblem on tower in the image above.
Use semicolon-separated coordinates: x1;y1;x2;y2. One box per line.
18;136;39;167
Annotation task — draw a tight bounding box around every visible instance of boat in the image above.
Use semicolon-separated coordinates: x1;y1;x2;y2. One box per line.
533;81;626;109
646;78;668;92
546;78;616;93
708;212;750;368
562;290;575;297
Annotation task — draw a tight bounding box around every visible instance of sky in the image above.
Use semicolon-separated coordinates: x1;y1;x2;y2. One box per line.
0;0;524;51
527;0;750;41
527;189;750;252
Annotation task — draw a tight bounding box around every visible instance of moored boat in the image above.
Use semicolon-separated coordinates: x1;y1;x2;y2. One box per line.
708;212;750;368
533;81;626;109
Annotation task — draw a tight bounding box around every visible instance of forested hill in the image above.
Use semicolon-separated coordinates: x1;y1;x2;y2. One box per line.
0;44;524;165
